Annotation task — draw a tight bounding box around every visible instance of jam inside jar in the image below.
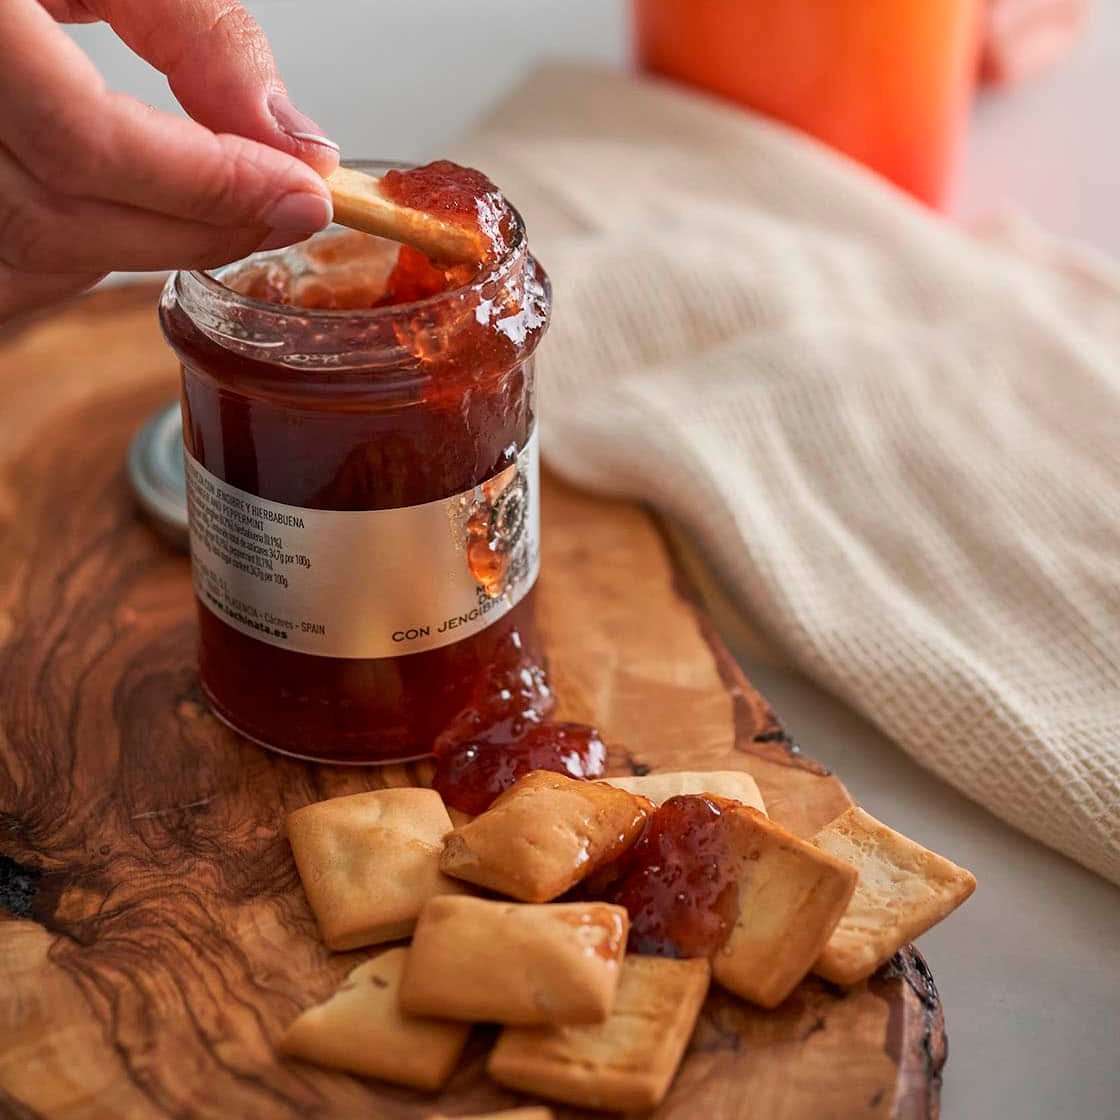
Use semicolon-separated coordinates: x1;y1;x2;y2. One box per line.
158;161;551;764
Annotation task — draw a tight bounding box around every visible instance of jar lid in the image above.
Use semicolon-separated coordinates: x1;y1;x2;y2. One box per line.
127;400;189;551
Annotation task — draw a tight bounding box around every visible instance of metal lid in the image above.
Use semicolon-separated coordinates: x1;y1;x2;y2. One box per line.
127;400;189;551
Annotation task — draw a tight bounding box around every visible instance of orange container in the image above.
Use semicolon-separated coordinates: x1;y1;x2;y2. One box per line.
634;0;983;208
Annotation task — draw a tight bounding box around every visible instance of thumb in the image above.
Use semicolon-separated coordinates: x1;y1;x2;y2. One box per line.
89;0;340;176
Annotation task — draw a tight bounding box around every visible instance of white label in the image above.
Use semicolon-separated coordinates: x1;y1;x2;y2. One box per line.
184;431;539;659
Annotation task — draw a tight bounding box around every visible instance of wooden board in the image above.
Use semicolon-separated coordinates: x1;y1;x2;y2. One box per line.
0;287;946;1119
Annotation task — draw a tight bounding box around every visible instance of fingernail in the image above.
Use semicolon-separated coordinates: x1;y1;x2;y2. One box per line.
268;92;340;152
263;192;333;232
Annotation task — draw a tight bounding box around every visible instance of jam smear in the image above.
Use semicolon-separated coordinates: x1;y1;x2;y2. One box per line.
381;160;510;261
555;907;629;961
381;161;512;295
431;630;607;814
465;503;511;598
465;461;526;598
594;795;740;959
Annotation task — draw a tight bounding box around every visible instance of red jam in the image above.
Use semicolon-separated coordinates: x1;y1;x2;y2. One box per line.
430;630;607;814
367;161;511;303
433;629;554;747
381;160;510;260
594;795;740;959
160;161;550;764
434;722;607;815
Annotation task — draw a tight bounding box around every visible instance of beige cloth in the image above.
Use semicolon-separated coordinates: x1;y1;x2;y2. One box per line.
459;65;1120;885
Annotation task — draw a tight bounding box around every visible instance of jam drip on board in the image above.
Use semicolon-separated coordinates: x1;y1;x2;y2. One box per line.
591;795;740;959
432;631;607;815
434;723;607;817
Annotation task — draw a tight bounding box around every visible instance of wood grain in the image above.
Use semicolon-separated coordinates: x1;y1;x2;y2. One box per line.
0;286;945;1119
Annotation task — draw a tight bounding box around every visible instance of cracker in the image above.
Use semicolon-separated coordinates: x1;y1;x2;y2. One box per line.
287;787;466;951
602;769;766;814
400;895;628;1025
278;948;469;1091
711;806;858;1009
487;955;710;1112
811;806;977;985
440;772;651;902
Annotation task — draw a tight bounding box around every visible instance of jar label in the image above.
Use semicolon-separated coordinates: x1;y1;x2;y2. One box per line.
184;431;540;659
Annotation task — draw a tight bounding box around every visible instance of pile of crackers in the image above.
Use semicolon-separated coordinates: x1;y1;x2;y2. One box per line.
279;769;975;1114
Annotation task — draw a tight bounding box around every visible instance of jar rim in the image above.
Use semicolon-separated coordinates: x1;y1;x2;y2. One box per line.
178;158;529;323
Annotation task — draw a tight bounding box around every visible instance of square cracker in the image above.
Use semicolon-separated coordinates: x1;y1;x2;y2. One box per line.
400;895;628;1025
711;806;858;1009
278;948;469;1091
287;787;466;951
488;955;710;1112
811;806;977;985
602;769;766;814
440;771;651;902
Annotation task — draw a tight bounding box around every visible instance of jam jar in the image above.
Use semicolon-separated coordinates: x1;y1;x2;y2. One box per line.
159;162;550;763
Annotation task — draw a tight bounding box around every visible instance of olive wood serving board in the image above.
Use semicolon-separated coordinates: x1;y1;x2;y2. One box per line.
0;286;945;1119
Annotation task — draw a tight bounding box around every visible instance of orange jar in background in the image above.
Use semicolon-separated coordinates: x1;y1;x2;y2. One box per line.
633;0;984;209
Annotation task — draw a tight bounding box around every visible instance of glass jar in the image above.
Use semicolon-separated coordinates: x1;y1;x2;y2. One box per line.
159;162;550;764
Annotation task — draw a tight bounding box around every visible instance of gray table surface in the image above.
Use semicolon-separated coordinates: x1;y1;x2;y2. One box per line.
73;3;1120;1116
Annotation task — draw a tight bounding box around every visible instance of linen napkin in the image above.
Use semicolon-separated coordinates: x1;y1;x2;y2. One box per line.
457;64;1120;885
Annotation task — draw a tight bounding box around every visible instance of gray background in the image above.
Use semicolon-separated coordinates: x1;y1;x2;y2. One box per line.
71;4;1120;1118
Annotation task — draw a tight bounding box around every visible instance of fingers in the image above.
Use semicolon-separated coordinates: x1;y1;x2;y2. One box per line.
0;264;104;323
1;0;333;234
0;197;270;274
87;94;336;230
264;92;341;178
85;0;340;176
0;147;319;273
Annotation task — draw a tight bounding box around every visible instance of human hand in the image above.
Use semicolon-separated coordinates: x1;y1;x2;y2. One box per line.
980;0;1089;88
0;0;341;322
